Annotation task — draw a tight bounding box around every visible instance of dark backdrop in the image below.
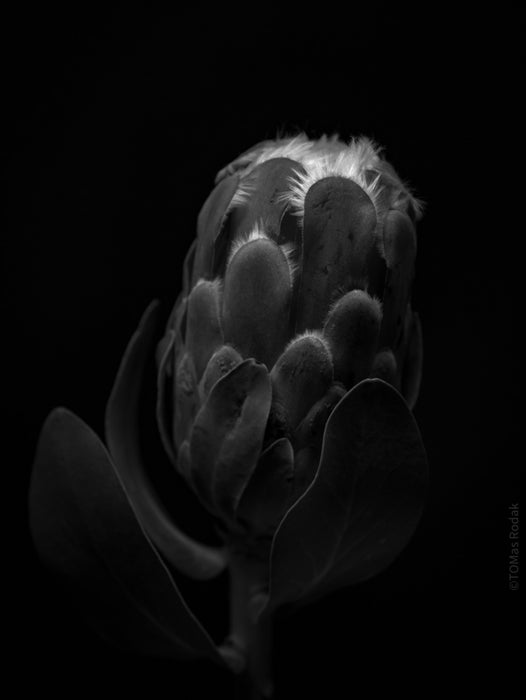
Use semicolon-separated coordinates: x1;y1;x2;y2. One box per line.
6;5;516;698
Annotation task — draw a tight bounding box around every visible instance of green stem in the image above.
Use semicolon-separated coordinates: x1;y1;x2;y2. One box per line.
228;553;274;699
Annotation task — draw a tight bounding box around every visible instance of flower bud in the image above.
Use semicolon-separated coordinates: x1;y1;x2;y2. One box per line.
29;135;427;700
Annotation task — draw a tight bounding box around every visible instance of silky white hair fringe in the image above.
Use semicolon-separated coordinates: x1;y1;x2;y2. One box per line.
227;222;298;288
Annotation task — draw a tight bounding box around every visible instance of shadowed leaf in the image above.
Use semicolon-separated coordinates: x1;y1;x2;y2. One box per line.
29;408;226;662
156;330;176;465
265;379;428;611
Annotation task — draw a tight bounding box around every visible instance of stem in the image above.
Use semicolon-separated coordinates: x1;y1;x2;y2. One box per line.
228;552;274;699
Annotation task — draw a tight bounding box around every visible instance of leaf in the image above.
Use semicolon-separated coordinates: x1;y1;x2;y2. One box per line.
190;359;272;517
28;408;226;662
265;379;428;610
105;301;227;580
156;330;176;465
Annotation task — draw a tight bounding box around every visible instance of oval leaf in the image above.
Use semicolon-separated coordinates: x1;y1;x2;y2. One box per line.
29;408;225;663
265;379;428;610
105;301;227;580
156;330;176;465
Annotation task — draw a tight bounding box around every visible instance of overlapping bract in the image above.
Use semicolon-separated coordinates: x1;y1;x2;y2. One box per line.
157;134;425;544
29;135;428;665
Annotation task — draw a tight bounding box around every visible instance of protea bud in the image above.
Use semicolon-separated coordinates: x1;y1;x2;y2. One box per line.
29;134;428;700
158;134;425;543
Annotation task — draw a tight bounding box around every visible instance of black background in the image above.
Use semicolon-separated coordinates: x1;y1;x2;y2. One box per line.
6;4;517;698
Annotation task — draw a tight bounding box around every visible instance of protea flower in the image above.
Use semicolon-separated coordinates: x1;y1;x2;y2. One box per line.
29;134;428;699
